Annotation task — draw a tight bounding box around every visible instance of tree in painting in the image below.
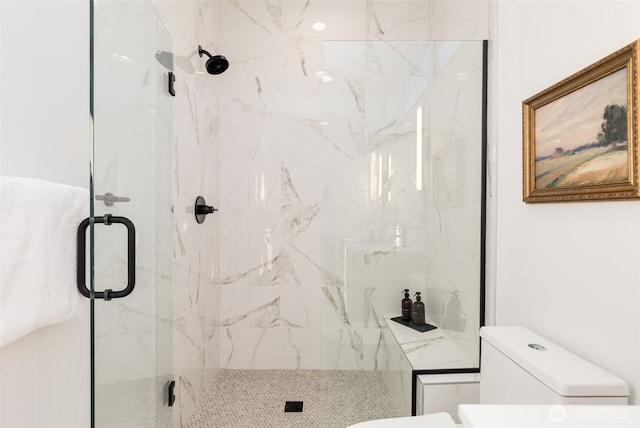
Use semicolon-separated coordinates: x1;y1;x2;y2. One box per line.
597;103;627;148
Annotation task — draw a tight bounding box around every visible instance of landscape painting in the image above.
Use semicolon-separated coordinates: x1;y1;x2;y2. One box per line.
523;40;640;202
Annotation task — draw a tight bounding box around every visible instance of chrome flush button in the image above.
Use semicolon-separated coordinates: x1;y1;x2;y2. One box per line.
528;343;547;351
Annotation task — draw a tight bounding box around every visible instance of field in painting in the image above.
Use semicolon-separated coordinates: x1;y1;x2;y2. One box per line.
535;144;628;189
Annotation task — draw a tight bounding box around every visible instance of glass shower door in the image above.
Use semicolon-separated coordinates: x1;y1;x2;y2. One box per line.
89;1;173;426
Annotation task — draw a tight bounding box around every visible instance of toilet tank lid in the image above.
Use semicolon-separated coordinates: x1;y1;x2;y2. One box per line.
480;326;629;397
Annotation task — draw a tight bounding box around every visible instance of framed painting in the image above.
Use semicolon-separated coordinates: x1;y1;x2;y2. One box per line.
523;40;640;202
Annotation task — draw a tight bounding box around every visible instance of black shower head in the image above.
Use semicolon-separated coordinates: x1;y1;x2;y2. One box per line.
198;45;229;75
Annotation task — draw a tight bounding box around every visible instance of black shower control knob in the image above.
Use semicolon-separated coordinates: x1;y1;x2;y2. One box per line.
194;196;218;224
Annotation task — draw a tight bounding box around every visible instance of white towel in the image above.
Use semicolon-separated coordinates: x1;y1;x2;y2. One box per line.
0;177;88;347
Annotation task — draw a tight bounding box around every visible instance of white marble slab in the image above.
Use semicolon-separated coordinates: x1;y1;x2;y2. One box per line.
384;317;474;370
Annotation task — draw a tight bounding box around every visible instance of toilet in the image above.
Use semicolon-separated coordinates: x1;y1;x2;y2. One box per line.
348;326;629;427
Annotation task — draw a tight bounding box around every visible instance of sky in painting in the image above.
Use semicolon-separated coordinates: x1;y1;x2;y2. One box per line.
535;67;627;158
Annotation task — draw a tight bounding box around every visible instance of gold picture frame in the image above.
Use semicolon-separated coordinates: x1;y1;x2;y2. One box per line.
523;40;640;203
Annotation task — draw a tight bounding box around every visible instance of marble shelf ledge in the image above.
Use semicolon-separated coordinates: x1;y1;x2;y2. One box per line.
385;316;474;370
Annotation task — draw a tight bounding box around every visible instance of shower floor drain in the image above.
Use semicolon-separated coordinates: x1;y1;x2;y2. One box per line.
284;401;303;412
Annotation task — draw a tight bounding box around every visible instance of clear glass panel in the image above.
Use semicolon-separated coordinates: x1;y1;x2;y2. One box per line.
91;1;173;426
321;39;484;418
324;39;483;367
212;35;484;424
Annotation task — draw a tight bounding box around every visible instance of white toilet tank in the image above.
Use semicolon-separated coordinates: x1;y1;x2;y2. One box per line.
479;326;629;405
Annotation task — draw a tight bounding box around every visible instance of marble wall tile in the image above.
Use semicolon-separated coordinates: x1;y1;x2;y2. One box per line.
280;327;323;369
219;285;280;328
366;1;430;40
212;3;487;373
321;286;354;329
425;0;491;40
279;244;325;287
321;327;387;370
219;326;281;369
280;284;323;328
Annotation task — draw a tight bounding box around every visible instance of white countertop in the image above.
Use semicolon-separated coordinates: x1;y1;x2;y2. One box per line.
385;317;474;370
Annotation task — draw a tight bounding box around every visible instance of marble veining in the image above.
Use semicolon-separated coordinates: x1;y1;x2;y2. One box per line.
373;329;385;369
281;165;321;240
295;118;356;160
365;41;384;76
177;375;197;427
173;314;202;352
220;245;299;287
366;0;385;36
348;120;366;152
254;76;263;101
345;77;365;116
322;287;350;326
367;126;415;153
385;317;475;370
277;248;302;286
291;244;342;286
333;328;365;365
227;0;273;34
403;335;447;354
221;297;280;327
283;328;302;365
298;50;308;76
364;287;384;329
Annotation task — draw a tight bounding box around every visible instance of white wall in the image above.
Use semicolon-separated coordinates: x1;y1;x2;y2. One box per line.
0;1;90;426
0;0;88;186
493;0;640;404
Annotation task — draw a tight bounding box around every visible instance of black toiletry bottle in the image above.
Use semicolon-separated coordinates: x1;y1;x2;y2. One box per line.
401;289;413;322
412;292;425;326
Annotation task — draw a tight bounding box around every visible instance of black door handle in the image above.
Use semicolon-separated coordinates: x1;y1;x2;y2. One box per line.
77;214;136;301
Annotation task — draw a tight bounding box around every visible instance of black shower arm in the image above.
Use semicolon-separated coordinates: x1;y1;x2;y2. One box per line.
198;45;213;59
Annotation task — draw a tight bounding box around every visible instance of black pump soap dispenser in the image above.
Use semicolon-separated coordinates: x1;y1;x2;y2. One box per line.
401;289;413;322
412;292;425;326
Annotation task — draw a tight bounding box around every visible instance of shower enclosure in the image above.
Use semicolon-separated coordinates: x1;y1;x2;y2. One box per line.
89;0;487;424
1;0;487;426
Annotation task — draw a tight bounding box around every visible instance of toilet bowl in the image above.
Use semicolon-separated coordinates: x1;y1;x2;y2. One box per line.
348;326;629;427
459;404;640;427
350;406;640;428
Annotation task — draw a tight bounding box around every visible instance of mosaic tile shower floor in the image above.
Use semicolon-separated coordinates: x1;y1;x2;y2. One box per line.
185;369;406;428
96;376;173;428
